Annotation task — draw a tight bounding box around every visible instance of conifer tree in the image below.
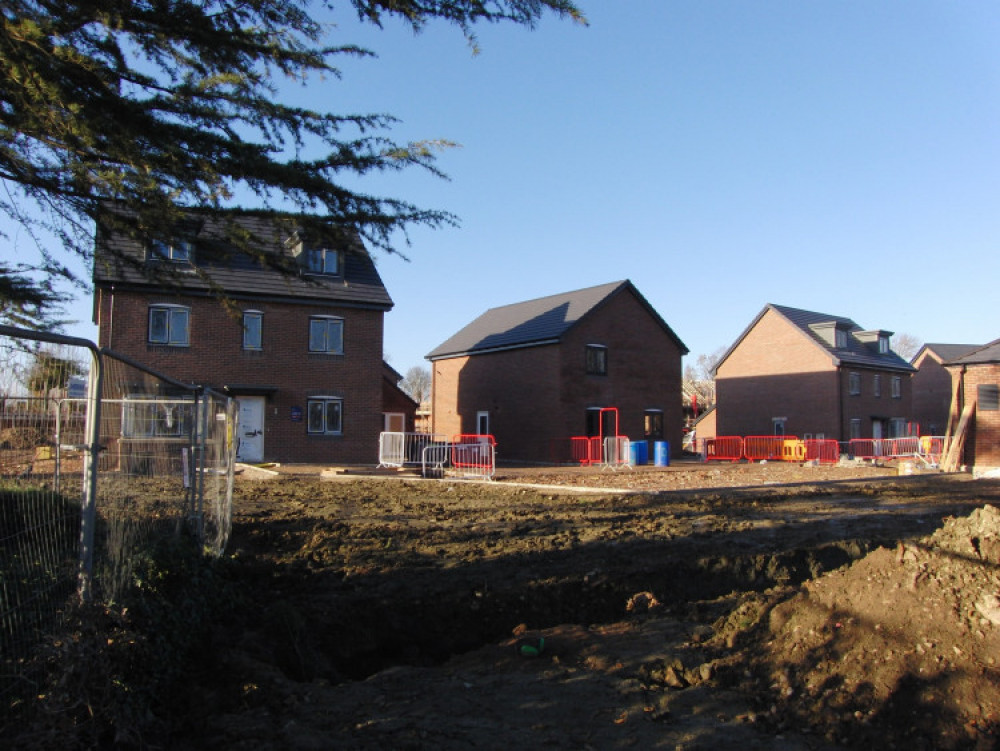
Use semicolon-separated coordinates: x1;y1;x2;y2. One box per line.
0;0;584;325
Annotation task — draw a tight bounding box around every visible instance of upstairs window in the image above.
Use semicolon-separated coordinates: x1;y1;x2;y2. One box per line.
979;384;999;411
242;311;262;350
148;305;189;346
891;376;902;399
309;316;344;354
305;246;341;276
879;336;890;354
848;371;861;396
307;397;343;435
586;345;607;375
873;374;881;397
151;239;192;263
835;329;848;349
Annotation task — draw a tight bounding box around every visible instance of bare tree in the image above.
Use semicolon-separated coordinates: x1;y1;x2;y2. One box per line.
891;333;922;362
684;346;727;412
400;366;431;404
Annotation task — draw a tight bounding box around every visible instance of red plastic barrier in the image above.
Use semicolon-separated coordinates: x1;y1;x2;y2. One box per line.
704;436;743;462
744;435;793;462
451;434;496;468
569;436;602;465
804;439;839;465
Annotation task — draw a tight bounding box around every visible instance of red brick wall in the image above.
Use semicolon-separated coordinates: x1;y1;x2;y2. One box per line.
430;289;685;463
96;288;385;464
949;364;1000;470
911;352;953;435
716;308;913;440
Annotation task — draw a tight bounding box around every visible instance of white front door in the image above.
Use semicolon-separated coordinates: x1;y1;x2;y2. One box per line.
236;397;265;462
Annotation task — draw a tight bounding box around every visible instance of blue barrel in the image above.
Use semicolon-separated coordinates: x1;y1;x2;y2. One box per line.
628;442;639;466
654;441;670;467
635;440;648;465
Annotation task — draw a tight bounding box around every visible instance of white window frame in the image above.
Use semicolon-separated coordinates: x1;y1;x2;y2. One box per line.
848;371;861;396
305;246;341;276
307;397;343;435
891;376;902;399
151;239;192;262
242;310;263;351
879;336;889;354
308;316;344;354
148;304;190;346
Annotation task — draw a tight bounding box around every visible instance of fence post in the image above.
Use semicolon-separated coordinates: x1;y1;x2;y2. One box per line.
78;346;103;604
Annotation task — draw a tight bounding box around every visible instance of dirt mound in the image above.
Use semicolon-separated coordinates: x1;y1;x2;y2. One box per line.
748;505;1000;749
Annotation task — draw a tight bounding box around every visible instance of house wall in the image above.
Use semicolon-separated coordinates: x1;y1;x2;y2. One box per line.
430;289;685;463
911;352;953;436
716;308;841;437
96;288;384;464
950;363;1000;472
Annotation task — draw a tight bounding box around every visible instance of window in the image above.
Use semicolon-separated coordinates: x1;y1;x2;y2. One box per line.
835;329;848;349
151;239;192;262
849;418;861;439
891;376;902;399
873;374;881;397
889;418;907;438
305;246;340;275
585;345;607;375
309;316;343;354
122;398;195;437
773;417;787;436
979;384;1000;411
644;410;663;440
148;305;189;346
848;371;861;395
307;398;342;434
879;336;889;354
243;311;262;350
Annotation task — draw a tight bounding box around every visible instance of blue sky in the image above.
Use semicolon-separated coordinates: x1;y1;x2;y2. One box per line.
43;1;1000;370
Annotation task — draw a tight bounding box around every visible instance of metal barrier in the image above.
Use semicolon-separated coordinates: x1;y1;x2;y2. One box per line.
568;436;602;465
602;436;631;470
920;436;945;465
781;439;807;462
419;435;496;480
804;439;840;464
378;431;447;468
0;325;236;708
743;435;792;462
704;436;743;462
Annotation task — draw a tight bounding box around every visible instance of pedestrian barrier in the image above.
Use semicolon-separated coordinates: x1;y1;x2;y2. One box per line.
782;439;807;462
743;435;791;462
920;436;945;464
419;434;496;480
378;431;447;468
569;436;602;465
704;436;743;462
804;439;839;464
602;435;631;470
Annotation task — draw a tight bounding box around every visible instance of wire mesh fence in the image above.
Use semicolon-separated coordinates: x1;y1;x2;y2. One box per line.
0;325;236;711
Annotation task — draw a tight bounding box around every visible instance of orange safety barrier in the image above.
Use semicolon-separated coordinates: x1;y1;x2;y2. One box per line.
451;434;496;468
920;436;944;463
804;439;839;464
569;436;602;465
782;439;807;462
704;436;743;462
744;435;793;462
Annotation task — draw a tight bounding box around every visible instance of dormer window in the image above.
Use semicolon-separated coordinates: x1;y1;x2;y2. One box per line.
305;246;340;276
151;239;192;263
878;336;889;354
835;329;848;349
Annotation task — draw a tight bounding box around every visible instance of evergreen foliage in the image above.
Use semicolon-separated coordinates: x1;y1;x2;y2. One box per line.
0;0;584;325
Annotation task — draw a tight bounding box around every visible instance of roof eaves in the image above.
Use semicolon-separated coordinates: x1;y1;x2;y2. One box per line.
426;338;560;361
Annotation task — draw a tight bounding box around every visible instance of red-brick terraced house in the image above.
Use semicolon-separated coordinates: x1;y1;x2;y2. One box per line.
426;280;688;464
92;213;402;465
944;338;1000;476
713;304;915;441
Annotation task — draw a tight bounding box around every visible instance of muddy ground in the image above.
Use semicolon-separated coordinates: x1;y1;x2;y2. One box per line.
135;460;1000;750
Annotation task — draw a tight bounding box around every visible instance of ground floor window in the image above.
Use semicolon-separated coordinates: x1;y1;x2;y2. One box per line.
889;418;907;437
307;397;343;435
772;417;787;436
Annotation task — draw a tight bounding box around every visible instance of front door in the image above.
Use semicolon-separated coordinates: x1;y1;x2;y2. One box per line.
236;396;265;462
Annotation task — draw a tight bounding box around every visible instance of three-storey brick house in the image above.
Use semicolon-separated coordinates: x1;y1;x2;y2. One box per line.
93;213;404;464
714;304;915;441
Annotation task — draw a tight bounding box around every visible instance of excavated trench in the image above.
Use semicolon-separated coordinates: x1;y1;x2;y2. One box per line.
255;537;888;683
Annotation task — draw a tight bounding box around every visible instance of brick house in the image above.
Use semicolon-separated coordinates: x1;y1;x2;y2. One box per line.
92;213;405;464
944;338;1000;475
910;343;979;437
426;280;688;464
714;304;915;440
